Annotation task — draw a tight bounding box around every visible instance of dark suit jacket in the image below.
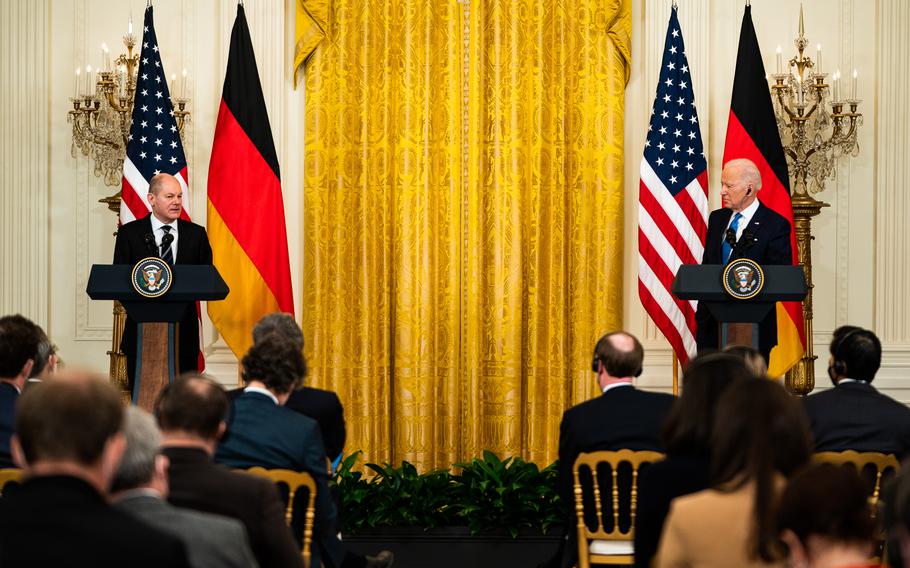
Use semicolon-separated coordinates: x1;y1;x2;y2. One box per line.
803;381;910;458
227;386;347;459
113;214;213;382
215;392;345;568
633;454;711;568
695;202;793;358
163;446;304;568
114;493;258;568
0;475;190;567
0;382;18;468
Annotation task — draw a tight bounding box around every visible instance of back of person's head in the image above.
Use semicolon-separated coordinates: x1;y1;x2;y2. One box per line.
591;331;644;378
777;462;875;566
724;345;768;378
111;407;161;493
156;374;229;440
829;325;881;383
0;314;44;380
711;378;812;562
14;370;124;467
662;352;754;456
252;312;304;350
241;332;306;394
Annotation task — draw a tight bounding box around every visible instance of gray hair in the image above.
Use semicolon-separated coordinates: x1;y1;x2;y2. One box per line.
724;158;762;190
252;312;303;349
111;406;161;492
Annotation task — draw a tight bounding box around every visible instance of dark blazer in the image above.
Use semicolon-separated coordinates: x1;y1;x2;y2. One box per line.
227;386;347;459
163;446;304;568
804;381;910;459
113;214;213;383
0;382;18;468
0;475;190;567
557;385;675;508
695;202;793;359
215;392;346;568
633;454;711;568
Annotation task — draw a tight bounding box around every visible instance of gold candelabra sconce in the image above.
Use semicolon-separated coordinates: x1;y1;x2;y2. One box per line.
769;6;863;396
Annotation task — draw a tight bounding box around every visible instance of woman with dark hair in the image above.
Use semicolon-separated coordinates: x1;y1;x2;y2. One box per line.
633;352;755;568
655;378;812;568
778;463;879;568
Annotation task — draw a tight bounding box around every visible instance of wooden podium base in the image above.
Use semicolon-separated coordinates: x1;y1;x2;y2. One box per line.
133;322;178;410
721;322;759;350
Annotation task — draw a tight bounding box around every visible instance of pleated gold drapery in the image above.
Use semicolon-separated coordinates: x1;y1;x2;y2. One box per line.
297;0;630;471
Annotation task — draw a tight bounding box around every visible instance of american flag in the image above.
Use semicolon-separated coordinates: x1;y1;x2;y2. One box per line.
638;6;708;365
120;5;190;224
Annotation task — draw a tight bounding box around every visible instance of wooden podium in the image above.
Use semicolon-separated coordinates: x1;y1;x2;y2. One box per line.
672;263;807;351
87;264;228;409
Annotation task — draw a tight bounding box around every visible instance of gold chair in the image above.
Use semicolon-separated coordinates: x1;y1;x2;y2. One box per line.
245;467;318;568
811;450;900;512
0;468;23;494
573;450;665;567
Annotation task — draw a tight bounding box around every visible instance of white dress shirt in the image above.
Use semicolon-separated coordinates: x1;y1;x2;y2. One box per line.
244;386;279;405
150;215;179;260
725;198;760;242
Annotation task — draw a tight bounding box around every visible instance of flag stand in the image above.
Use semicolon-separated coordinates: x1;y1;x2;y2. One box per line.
672;352;679;396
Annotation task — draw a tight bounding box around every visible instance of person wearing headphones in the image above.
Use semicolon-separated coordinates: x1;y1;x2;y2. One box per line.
803;325;910;459
695;158;794;363
547;332;674;568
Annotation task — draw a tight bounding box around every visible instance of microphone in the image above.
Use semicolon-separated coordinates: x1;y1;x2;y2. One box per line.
161;232;174;251
724;228;737;248
739;230;756;251
144;233;156;253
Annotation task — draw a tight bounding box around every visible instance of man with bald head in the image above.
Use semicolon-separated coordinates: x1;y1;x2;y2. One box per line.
695;159;793;361
114;173;213;388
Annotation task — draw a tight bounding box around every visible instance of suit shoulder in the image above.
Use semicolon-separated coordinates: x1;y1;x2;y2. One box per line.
757;203;791;228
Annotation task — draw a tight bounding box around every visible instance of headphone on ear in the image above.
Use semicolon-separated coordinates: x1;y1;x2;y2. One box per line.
831;328;863;377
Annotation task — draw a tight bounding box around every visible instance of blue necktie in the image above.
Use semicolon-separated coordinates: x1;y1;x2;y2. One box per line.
722;212;743;264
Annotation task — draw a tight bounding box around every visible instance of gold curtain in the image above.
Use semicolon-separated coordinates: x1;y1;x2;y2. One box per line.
297;0;630;471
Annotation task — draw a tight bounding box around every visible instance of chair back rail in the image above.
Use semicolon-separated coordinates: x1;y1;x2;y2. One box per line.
244;467;318;568
0;468;23;494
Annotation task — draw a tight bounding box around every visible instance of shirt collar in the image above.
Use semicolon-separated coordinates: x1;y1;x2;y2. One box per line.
244;386;279;405
730;198;760;227
837;378;868;385
115;488;163;501
150;215;178;234
602;382;635;394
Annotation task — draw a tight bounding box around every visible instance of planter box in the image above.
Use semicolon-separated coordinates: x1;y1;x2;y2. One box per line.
342;526;565;568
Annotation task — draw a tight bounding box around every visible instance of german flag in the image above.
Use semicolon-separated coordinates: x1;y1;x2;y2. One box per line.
207;5;294;358
723;5;805;376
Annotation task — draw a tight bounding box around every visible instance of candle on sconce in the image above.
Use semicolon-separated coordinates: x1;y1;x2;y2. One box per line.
852;69;858;99
776;45;782;74
128;16;133;36
815;43;822;74
101;43;110;71
181;68;187;98
85;65;93;97
170;73;176;97
75;68;81;98
832;70;839;101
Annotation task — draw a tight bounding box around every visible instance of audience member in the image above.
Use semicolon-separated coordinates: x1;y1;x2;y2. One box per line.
725;345;768;377
777;463;879;568
656;378;812;568
215;336;392;568
228;312;347;463
112;406;259;568
550;331;674;568
0;371;190;567
881;458;910;568
156;375;305;568
0;315;57;467
634;352;755;568
804;326;910;458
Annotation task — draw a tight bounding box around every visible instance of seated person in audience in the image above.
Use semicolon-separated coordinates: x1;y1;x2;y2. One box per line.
548;331;675;568
159;375;393;568
157;375;305;568
111;406;259;568
777;462;879;568
228;312;346;465
0;315;45;468
634;352;755;568
656;379;812;568
725;345;768;378
0;371;190;567
215;336;392;568
804;326;910;458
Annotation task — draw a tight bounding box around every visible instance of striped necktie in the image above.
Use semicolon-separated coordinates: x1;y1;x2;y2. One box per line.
160;225;174;265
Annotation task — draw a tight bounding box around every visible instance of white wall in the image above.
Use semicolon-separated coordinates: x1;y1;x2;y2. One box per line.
1;0;908;400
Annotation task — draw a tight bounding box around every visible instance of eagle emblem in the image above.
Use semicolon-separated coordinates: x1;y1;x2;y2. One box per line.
131;257;173;298
722;259;764;300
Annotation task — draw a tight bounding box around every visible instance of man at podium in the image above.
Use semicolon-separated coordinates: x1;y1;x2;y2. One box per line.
113;173;213;385
695;159;792;362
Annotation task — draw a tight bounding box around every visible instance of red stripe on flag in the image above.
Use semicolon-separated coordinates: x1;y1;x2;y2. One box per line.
639;180;700;266
207;101;294;312
638;279;690;365
638;229;693;316
674;186;708;240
